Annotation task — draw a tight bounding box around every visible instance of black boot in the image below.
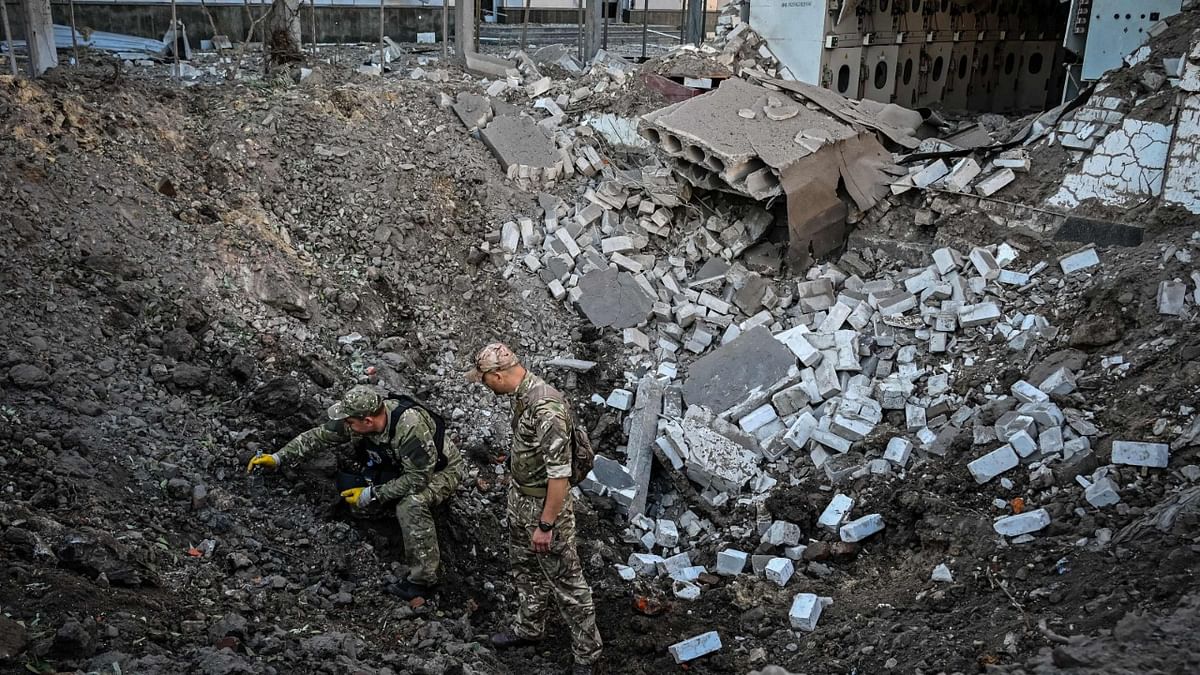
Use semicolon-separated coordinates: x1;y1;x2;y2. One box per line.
490;630;539;649
386;579;434;601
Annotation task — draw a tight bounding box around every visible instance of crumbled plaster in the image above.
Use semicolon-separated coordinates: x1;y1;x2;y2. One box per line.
1047;117;1171;209
1162;96;1200;214
1163;40;1200;214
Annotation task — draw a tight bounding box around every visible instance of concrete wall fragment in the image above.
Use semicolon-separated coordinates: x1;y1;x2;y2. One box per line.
1163;38;1200;214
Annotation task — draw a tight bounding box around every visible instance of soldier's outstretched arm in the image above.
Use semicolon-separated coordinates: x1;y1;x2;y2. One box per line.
268;420;351;468
372;408;439;502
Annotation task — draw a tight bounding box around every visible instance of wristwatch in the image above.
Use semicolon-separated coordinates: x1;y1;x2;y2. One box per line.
537;520;555;532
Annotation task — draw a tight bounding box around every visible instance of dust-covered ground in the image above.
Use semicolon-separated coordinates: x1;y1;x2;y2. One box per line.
1;35;1199;675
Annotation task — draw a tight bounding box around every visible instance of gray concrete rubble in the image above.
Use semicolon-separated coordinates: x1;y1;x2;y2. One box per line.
575;267;655;329
682;326;797;415
479;115;565;182
640;76;897;267
449;13;1199;649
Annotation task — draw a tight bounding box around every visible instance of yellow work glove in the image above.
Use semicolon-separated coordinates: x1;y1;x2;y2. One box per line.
340;486;374;508
246;453;279;473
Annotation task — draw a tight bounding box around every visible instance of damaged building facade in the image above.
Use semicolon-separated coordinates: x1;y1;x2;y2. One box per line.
748;0;1185;113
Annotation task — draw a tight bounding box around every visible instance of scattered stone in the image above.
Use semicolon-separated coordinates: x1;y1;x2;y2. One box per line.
668;631;722;663
1111;441;1169;468
993;509;1051;536
931;564;953;583
789;593;824;632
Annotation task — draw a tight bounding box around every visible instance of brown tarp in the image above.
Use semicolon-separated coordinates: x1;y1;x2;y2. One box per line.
780;131;894;267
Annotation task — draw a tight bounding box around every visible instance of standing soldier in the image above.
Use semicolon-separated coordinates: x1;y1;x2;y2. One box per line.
246;385;463;600
467;343;602;675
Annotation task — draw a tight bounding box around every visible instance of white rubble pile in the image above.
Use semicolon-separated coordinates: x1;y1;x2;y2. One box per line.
461;27;1195;638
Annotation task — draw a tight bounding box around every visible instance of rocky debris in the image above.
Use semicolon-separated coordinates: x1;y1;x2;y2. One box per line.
2;17;1200;675
0;615;28;659
668;630;722;663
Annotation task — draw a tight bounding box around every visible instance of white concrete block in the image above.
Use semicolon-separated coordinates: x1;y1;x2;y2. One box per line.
945;158;982;192
1111;441;1170;468
1085;477;1121;508
789;593;824;631
839;513;884;542
958;302;1002;328
716;549;748;576
975;168;1016;197
931;563;953;583
739;404;779;435
967;444;1019;483
884;437;913;467
1059;247;1100;274
1158;280;1187;316
499;221;520;253
775;326;824;366
655;519;679;548
968;247;1000;280
606;388;634;411
763;520;802;547
784;411;819;450
668;631;722;663
627;552;665;576
765;557;795;587
1038;368;1076;396
818;493;854;530
932;247;960;274
1039;426;1064;455
673;580;701;601
1009;431;1038;458
993;508;1051;536
1011;380;1049;404
912;160;950;188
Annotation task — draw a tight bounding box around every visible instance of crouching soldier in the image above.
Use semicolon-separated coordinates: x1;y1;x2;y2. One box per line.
247;385;463;600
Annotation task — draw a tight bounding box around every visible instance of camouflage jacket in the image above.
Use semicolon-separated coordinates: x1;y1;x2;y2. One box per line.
275;399;462;502
509;372;572;490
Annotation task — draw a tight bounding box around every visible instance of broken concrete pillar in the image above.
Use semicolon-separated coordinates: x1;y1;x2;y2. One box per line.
625;375;664;517
21;0;57;77
454;0;476;59
582;0;603;61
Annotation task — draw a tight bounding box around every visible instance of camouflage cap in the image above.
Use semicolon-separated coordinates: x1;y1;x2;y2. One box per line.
466;342;520;383
327;385;384;420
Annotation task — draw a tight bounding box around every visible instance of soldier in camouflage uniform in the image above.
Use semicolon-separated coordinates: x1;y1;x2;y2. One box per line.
467;343;602;675
246;385;463;600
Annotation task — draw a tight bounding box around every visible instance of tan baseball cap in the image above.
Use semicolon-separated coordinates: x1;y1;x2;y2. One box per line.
466;342;520;383
327;385;384;420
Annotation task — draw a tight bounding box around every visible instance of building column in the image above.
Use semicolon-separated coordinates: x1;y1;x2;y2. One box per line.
454;0;475;59
582;0;603;61
21;0;56;77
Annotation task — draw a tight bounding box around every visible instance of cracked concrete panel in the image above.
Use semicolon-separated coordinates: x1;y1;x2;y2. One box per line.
576;266;655;329
682;326;797;415
1047;118;1171;209
1164;42;1200;214
479;115;561;173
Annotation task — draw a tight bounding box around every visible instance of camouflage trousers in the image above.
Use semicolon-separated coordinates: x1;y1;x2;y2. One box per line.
506;487;603;666
351;467;461;585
